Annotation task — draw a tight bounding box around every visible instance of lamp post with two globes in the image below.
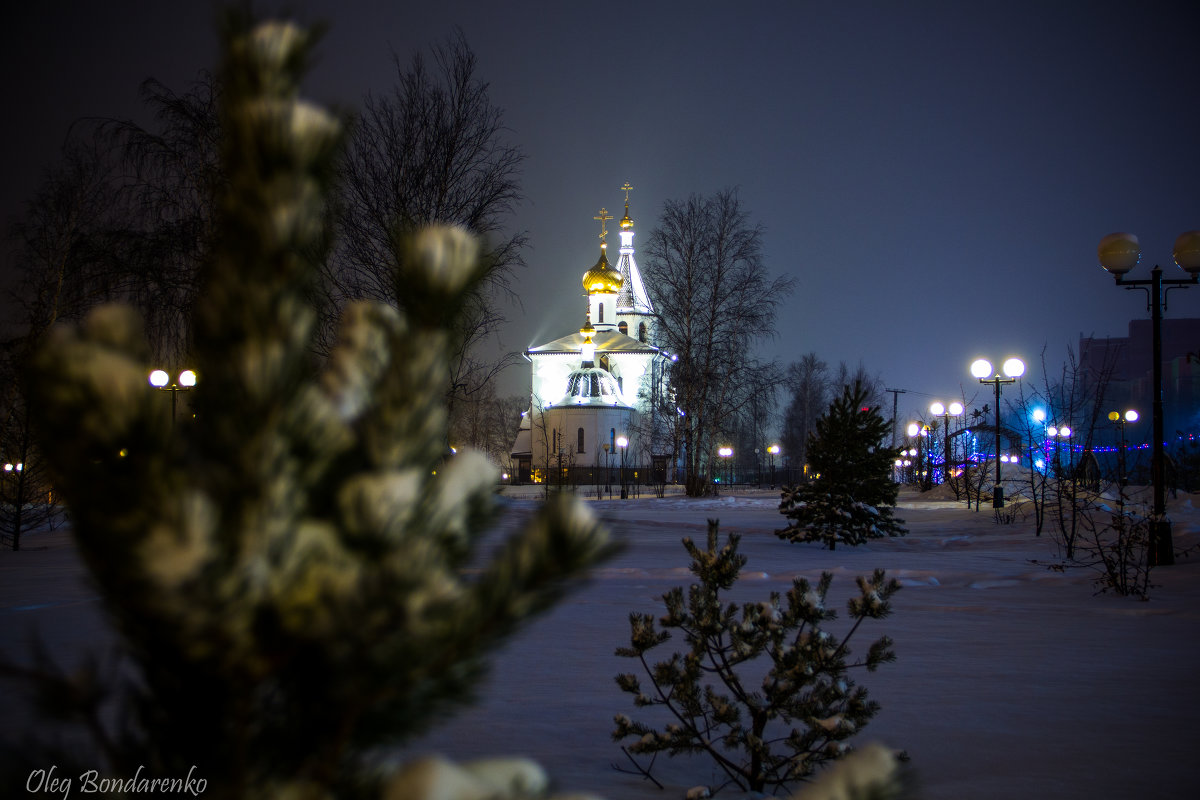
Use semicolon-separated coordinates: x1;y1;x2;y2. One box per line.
1097;231;1200;566
1108;409;1139;487
929;401;964;484
971;357;1024;508
149;369;197;431
1047;423;1072;474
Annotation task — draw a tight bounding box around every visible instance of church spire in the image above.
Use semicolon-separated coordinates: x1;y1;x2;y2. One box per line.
615;183;653;317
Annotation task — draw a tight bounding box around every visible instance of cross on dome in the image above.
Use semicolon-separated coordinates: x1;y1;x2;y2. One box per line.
620;183;634;229
593;207;614;246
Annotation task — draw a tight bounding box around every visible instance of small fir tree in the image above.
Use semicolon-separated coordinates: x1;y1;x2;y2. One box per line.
4;15;612;799
777;381;905;550
613;521;901;795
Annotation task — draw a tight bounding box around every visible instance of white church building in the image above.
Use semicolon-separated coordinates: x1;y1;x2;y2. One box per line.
510;188;673;487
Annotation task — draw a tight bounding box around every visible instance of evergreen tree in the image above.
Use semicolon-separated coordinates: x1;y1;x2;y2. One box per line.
777;381;905;550
613;521;902;795
5;15;612;799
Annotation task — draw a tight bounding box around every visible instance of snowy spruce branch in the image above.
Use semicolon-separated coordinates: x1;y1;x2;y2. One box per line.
612;520;902;795
9;15;614;799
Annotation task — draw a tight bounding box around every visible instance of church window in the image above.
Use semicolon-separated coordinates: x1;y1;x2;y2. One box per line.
598;302;604;323
577;427;585;453
618;321;628;335
638;322;648;342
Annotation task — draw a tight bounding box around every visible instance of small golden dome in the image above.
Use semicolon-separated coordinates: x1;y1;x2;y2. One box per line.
582;248;624;294
619;209;634;229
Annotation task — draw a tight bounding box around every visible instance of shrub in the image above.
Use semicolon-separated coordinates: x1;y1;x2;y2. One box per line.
613;521;900;794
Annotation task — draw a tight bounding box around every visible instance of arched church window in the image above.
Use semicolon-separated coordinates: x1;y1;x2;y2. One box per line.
618;321;628;335
577;427;585;453
638;322;648;342
598;302;604;323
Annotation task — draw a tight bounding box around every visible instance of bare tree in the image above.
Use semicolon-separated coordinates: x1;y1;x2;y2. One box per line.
1040;346;1114;559
643;188;794;496
333;29;526;426
6;137;131;332
833;360;884;404
448;382;524;468
729;358;784;483
781;352;829;470
1;138;132;548
0;337;65;549
91;73;225;362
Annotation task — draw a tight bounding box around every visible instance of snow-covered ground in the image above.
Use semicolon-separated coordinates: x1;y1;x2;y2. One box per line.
3;487;1199;799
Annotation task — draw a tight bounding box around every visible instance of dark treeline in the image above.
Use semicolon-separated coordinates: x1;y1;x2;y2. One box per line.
0;31;525;548
778;353;884;475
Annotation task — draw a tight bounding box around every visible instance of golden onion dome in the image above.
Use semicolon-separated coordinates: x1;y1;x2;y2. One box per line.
582;248;624;294
619;208;634;229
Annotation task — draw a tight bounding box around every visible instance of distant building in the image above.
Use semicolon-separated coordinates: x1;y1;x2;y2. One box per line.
1079;318;1200;439
509;189;674;486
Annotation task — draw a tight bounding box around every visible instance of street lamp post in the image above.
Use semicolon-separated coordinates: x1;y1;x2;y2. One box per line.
921;424;932;491
603;443;612;498
1108;409;1139;487
905;423;920;487
971;356;1024;508
1097;231;1200;566
616;435;628;499
768;444;779;488
1030;408;1048;534
929;401;964;484
149;369;198;430
717;446;733;487
1048;423;1072;486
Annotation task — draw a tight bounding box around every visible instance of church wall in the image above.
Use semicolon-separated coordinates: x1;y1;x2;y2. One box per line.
588;291;619;329
615;312;654;345
527;404;637;480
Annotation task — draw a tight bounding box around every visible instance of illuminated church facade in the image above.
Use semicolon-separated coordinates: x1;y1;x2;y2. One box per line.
510;187;673;485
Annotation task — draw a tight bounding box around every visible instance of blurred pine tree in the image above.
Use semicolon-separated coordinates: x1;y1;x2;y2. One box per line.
9;13;612;799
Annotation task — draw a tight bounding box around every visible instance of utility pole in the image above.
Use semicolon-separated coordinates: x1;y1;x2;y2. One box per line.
885;388;907;448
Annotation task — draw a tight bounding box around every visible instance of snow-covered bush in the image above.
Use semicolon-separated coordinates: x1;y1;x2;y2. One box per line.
777;382;905;550
8;15;611;799
613;521;901;795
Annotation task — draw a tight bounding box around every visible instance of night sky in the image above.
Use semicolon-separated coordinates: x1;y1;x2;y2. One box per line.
4;1;1199;424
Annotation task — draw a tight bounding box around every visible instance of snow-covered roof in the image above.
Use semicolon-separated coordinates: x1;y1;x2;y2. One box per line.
510;426;531;458
527;329;658;356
